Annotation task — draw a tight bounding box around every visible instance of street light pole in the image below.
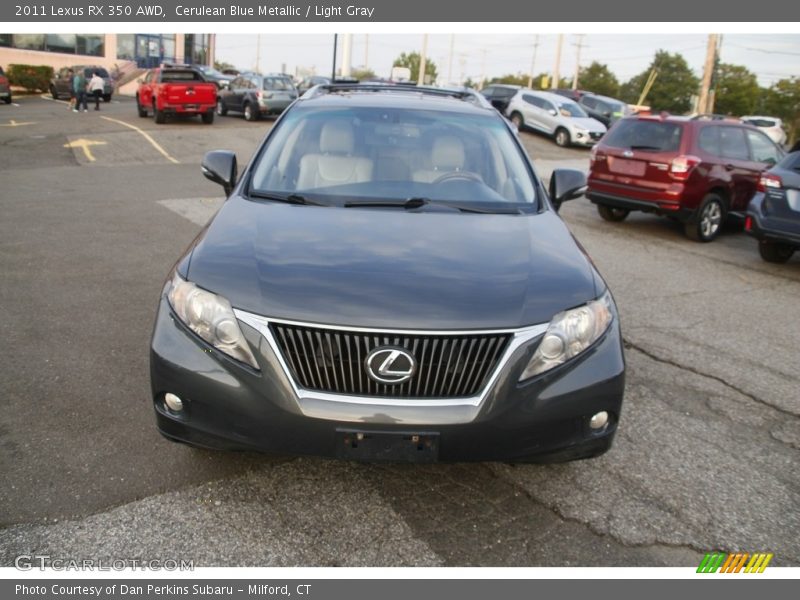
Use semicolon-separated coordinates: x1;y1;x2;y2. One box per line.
331;34;338;80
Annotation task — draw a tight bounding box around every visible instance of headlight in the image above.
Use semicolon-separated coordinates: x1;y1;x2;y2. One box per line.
519;291;614;381
167;273;259;369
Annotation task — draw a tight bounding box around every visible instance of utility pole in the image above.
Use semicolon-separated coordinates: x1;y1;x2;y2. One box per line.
418;33;429;85
447;34;455;86
527;34;539;89
697;33;719;115
572;34;586;90
254;34;261;73
331;34;337;80
341;33;352;77
552;34;564;90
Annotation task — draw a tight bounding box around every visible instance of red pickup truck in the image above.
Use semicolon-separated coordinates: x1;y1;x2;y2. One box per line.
136;66;217;124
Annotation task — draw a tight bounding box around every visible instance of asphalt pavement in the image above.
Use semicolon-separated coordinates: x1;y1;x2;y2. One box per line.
0;95;797;567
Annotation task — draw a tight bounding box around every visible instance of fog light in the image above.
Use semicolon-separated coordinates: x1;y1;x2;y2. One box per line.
164;393;183;412
589;411;608;430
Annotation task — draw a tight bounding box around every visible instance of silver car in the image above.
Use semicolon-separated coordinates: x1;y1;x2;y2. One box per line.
741;116;787;147
506;90;606;147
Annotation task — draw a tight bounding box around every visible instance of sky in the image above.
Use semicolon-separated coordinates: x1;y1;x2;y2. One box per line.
215;33;800;88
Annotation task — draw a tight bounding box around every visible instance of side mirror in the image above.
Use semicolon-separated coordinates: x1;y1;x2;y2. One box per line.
549;109;558;116
202;150;238;197
549;168;587;212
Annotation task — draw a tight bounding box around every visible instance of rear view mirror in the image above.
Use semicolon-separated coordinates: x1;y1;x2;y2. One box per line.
202;150;238;197
549;169;587;212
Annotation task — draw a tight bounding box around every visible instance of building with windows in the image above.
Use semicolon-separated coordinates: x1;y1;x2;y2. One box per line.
0;33;215;75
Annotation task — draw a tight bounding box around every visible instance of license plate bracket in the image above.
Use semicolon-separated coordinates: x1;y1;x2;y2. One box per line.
608;157;646;176
336;429;440;462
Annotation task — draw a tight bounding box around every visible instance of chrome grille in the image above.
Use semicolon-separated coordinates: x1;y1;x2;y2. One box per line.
270;323;512;398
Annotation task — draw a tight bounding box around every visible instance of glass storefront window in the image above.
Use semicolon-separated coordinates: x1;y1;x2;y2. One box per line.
77;34;104;57
117;34;135;60
13;34;45;51
45;34;76;54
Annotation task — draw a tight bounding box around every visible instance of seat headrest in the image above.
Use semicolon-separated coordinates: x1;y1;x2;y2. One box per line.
431;136;466;171
320;121;355;155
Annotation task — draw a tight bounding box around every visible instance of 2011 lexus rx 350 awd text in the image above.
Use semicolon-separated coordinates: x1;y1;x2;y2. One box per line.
150;83;625;463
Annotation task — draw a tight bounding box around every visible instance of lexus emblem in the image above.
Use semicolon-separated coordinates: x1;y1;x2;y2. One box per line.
365;347;417;385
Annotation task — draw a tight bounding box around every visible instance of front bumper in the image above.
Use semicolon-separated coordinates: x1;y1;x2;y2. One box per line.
150;298;625;462
572;130;604;146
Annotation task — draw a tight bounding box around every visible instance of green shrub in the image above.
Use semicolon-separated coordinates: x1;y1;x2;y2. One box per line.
7;64;54;93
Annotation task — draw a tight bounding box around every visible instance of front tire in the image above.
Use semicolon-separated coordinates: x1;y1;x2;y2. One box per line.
758;240;795;263
510;111;524;130
103;94;112;102
597;205;630;222
555;128;571;147
136;95;147;118
50;86;58;100
685;193;725;242
216;99;227;116
3;95;10;105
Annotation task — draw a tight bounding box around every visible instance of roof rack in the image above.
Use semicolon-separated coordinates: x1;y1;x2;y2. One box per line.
305;82;484;103
690;113;740;122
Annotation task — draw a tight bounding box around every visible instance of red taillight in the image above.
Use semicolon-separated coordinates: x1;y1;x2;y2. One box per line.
589;145;605;165
745;215;753;231
757;173;782;192
669;155;701;181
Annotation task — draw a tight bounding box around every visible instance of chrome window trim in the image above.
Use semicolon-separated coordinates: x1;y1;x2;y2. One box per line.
234;309;548;424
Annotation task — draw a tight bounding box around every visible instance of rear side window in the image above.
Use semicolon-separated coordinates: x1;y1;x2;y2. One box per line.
719;127;748;161
744;118;777;128
698;126;721;156
746;129;781;165
581;96;597;109
264;77;291;90
602;120;683;152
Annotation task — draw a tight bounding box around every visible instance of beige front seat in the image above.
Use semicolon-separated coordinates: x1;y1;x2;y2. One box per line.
412;135;467;183
296;121;373;189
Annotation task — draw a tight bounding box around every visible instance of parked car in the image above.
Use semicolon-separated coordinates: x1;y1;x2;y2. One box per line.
587;114;784;241
50;65;113;102
578;93;632;128
297;76;331;94
506;90;606;147
0;66;11;104
216;73;298;121
192;65;234;90
741;116;787;147
479;84;521;114
136;65;217;124
745;151;800;262
553;88;587;102
150;83;625;463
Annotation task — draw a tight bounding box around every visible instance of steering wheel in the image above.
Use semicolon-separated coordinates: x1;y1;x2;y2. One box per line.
432;171;483;185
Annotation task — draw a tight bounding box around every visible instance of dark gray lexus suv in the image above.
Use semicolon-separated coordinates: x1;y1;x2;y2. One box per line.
150;83;625;462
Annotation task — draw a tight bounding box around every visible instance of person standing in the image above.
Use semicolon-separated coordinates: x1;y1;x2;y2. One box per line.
66;68;76;110
88;70;104;111
73;69;88;112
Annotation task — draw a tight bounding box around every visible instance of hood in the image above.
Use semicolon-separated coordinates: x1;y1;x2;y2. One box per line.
186;197;598;330
571;117;607;132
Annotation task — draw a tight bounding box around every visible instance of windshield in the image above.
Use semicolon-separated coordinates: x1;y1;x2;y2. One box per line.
557;101;588;118
249;105;537;208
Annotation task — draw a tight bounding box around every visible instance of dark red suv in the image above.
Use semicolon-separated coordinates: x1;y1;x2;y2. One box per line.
587;114;784;241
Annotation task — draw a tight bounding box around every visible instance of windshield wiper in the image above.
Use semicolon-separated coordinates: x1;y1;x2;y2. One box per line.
248;191;328;206
344;197;521;214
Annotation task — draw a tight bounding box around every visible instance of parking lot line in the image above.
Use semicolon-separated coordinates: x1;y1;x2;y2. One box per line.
99;115;180;164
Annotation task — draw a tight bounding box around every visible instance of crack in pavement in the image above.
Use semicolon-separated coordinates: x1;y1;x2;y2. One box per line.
622;338;799;419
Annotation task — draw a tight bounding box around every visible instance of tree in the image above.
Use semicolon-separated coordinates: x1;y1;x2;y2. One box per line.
762;77;800;145
712;63;760;116
620;51;699;113
392;52;438;84
214;60;237;73
351;67;376;81
489;73;529;87
578;61;620;97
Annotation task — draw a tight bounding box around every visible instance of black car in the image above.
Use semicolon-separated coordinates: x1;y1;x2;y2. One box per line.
577;93;632;128
50;65;113;102
480;84;521;113
150;84;625;463
216;73;298;121
193;65;234;90
746;151;800;263
297;76;332;94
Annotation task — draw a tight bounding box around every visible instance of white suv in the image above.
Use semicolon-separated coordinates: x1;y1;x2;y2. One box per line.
741;116;787;147
506;90;607;147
